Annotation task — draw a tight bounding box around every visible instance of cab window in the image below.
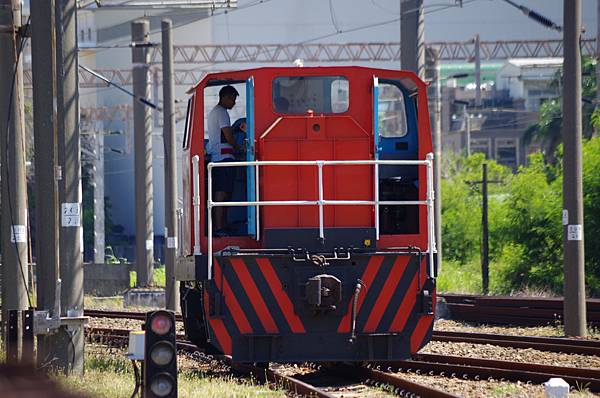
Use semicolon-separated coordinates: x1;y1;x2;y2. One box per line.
378;83;408;138
272;76;349;114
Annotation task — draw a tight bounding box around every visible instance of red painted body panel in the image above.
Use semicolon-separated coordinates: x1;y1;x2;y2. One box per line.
182;66;433;253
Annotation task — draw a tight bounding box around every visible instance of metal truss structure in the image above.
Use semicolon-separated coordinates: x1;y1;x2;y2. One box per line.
148;39;596;64
23;39;597;89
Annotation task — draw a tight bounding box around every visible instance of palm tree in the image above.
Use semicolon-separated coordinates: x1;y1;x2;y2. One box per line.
524;57;597;164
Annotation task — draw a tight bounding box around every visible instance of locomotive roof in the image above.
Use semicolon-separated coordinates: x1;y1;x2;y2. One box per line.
187;65;423;94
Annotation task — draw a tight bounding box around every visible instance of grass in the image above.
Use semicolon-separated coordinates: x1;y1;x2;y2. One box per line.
84;295;124;310
437;259;482;294
129;266;166;288
436;257;552;296
55;345;285;398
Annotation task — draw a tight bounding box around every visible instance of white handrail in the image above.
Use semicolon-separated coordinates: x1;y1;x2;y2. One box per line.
255;164;260;241
205;155;437;280
192;155;201;255
426;153;437;278
317;161;324;240
375;163;380;240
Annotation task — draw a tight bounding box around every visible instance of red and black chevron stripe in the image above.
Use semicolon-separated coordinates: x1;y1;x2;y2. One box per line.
202;253;434;360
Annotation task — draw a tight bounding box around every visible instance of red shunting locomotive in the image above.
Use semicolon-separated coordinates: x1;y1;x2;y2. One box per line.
176;66;437;362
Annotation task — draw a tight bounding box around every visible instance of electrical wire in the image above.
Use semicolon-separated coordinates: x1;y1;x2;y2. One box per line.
130;360;142;398
78;0;276;58
187;0;489;72
79;64;161;110
499;0;562;32
3;14;33;309
328;0;342;33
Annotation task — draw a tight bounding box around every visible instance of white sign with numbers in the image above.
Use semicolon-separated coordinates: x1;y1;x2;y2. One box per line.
11;225;27;243
567;224;583;241
61;203;81;227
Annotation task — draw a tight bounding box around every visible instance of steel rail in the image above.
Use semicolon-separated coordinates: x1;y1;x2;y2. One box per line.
440;294;600;326
332;364;459;398
381;357;600;393
434;330;600;350
231;362;337;398
85;326;334;398
432;333;600;356
414;353;600;380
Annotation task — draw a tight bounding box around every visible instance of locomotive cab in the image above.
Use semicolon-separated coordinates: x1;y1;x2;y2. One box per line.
176;66;437;363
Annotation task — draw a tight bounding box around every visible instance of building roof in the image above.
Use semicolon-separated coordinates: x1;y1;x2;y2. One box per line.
440;62;503;86
504;58;563;68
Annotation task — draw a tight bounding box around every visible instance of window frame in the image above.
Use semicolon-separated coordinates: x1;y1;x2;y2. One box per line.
271;75;350;115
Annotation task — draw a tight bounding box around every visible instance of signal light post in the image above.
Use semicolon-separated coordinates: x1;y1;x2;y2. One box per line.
144;310;177;398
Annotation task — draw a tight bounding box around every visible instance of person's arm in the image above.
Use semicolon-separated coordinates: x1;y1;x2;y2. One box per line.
221;126;242;152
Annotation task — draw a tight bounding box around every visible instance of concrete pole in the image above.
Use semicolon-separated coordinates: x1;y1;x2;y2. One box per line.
0;0;29;317
474;34;482;107
31;0;62;367
93;132;105;264
162;19;179;311
132;20;154;286
464;106;471;157
562;0;587;337
401;0;425;79
55;0;84;373
596;0;600;134
425;47;442;273
481;163;489;295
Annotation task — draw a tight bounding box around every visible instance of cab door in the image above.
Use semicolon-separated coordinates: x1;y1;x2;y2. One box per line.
373;76;420;235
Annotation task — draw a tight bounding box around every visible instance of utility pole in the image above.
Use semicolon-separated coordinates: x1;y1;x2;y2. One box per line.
481;163;489;295
463;106;471;156
132;20;154;286
0;0;29;350
425;47;442;273
55;0;84;373
562;0;587;336
93;132;105;264
466;163;500;295
30;0;61;368
474;34;482;107
401;0;425;78
596;0;600;134
162;19;179;311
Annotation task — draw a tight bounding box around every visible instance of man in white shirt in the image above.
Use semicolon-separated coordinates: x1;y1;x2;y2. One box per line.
207;85;242;236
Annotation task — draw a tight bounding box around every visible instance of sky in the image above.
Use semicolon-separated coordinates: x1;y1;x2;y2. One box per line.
193;0;598;45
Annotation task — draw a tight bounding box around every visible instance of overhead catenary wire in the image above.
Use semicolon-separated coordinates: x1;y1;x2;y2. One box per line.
79;64;161;110
78;0;276;57
187;0;489;72
500;0;562;32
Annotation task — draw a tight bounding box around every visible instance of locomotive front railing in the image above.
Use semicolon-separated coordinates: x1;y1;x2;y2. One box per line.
202;153;436;280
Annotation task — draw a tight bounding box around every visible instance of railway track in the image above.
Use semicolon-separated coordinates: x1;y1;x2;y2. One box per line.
379;353;600;393
85;309;600;395
440;294;600;326
86;293;600;328
85;326;458;397
86;309;600;356
432;330;600;356
85;325;599;396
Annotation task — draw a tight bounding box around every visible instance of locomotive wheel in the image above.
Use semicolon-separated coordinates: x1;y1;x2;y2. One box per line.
180;282;222;355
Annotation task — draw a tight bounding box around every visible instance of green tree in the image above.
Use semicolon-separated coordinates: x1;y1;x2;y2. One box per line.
441;153;511;264
524;57;597;163
497;154;563;291
582;137;600;295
